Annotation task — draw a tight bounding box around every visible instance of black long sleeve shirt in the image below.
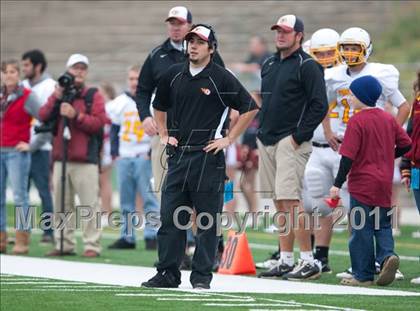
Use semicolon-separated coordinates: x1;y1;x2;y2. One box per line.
257;48;328;146
136;38;225;121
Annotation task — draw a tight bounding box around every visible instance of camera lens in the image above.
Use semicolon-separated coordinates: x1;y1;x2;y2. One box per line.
58;72;75;88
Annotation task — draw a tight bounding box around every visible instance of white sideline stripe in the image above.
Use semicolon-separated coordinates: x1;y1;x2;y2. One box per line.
1;281;87;285
2;255;419;297
249;243;420;262
157;298;254;302
0;278;47;281
1;289;133;292
116;293;210;297
39;285;121;288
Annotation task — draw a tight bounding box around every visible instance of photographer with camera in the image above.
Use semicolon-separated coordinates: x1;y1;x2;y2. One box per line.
39;54;108;258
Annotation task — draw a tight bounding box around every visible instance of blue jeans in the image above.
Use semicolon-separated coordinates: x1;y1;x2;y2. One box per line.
29;150;54;235
116;157;159;243
0;150;31;231
413;189;420;214
349;196;396;282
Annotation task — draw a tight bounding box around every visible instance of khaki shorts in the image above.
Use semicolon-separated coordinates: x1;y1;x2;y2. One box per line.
257;135;312;200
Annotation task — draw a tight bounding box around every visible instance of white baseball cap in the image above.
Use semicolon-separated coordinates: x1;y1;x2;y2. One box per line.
66;54;89;68
165;6;192;23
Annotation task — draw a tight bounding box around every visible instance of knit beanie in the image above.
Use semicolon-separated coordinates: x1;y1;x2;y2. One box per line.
349;75;382;107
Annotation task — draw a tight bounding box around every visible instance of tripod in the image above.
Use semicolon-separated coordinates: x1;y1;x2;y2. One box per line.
59;116;71;255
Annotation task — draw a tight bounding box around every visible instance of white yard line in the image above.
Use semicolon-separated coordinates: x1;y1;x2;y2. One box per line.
260;298;366;311
1;281;87;285
0;278;48;281
250;310;335;311
157;298;254;302
116;293;210;297
1;255;419;297
204;303;300;307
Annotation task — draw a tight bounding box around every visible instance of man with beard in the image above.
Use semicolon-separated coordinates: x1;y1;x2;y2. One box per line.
257;15;328;280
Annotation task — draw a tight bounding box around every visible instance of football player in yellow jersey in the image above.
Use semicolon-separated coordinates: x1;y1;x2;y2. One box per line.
301;28;344;274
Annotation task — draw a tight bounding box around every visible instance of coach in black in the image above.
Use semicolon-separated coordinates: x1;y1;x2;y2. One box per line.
257;15;328;281
141;24;258;289
136;6;224;199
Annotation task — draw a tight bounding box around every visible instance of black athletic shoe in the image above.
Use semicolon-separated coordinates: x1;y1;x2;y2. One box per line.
179;253;192;270
258;260;294;278
319;259;332;273
192;282;210;289
108;238;136;249
145;238;157;250
283;259;322;281
141;271;180;288
321;262;332;273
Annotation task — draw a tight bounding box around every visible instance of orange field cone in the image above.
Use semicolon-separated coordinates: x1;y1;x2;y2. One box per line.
217;230;256;275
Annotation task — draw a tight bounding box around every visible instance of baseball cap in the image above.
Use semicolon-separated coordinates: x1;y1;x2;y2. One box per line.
185;24;217;46
165;6;192;23
271;14;304;33
349;75;382;107
66;54;89;68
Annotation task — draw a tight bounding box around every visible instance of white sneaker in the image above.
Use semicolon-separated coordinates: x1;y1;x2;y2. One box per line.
255;250;280;269
336;267;352;279
411;277;420;285
395;269;404;280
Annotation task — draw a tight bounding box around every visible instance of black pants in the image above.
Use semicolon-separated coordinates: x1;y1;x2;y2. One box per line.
156;150;225;285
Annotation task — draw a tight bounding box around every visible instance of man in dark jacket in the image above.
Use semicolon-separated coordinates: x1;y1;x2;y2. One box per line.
257;15;328;281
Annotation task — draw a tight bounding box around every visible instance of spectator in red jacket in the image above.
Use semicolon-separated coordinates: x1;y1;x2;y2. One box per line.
39;54;108;258
400;70;420;285
1;59;46;254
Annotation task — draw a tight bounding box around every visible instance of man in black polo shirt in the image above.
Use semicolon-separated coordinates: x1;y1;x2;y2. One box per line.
141;24;258;289
136;6;224;199
136;5;225;267
257;15;328;281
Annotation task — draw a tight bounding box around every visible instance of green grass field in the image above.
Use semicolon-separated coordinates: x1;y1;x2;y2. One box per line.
1;204;419;311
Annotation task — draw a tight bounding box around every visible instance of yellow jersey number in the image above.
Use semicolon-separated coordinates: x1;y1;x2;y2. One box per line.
121;119;144;143
329;89;360;123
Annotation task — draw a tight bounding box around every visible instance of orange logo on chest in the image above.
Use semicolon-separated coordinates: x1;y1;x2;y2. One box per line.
201;88;211;95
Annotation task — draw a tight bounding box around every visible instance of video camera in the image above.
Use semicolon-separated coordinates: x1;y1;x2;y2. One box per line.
34;72;78;135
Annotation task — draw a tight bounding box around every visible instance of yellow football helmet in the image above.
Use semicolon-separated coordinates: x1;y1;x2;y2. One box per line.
338;27;372;66
310;28;341;68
